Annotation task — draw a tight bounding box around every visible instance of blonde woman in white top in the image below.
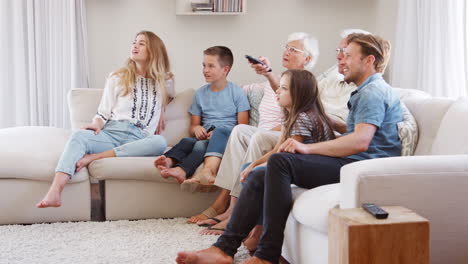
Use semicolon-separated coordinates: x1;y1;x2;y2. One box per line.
37;31;174;208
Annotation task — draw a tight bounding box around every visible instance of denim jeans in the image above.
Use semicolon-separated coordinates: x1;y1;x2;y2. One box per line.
55;120;167;178
240;162;266;225
213;153;357;263
164;127;232;178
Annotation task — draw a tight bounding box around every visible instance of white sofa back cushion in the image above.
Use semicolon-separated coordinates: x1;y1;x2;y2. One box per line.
68;88;102;131
403;97;454;155
431;98;468;155
160;89;193;147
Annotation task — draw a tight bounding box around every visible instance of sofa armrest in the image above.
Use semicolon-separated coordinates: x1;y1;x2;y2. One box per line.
340;155;468;264
340;155;468;209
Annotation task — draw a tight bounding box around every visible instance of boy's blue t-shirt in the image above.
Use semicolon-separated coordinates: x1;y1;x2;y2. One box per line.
189;81;250;130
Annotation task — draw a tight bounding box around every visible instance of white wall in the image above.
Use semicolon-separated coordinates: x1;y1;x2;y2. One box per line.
86;0;398;91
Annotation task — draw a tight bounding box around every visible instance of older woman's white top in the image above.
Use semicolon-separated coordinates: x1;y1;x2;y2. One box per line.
93;74;175;135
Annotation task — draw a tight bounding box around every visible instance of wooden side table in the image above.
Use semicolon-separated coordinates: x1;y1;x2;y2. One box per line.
328;206;429;264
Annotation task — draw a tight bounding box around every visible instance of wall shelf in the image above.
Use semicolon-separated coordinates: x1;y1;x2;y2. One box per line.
176;0;246;16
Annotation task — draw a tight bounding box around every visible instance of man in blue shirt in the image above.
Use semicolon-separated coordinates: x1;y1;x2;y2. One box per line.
176;34;402;264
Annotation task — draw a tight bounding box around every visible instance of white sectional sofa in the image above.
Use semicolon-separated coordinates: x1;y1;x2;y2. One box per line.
2;84;466;264
282;95;468;264
0;88;217;224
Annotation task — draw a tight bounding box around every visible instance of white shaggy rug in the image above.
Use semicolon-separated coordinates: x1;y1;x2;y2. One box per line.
0;218;250;264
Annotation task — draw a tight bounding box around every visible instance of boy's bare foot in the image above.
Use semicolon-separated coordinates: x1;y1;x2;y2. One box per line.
76;154;96;172
241;256;272;264
176;246;233;264
199;218;228;235
154;155;173;170
36;188;62;208
160;167;186;184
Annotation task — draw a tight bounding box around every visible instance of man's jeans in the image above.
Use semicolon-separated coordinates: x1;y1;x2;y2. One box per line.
213;153;356;263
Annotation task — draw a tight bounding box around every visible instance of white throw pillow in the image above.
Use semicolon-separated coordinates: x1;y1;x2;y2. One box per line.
397;102;419;156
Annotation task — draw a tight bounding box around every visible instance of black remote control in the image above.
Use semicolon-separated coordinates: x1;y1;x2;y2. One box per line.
362;203;388;219
206;125;216;133
245;55;272;72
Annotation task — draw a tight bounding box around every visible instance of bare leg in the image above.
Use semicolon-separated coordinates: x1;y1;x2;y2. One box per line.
36;172;70;208
75;149;116;172
243;225;263;254
160;167;187;184
187;189;230;224
198;156;222;184
197;196;237;226
176;246;233;264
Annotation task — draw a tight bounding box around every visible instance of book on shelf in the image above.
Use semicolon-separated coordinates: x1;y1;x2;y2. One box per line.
213;0;243;12
191;0;214;12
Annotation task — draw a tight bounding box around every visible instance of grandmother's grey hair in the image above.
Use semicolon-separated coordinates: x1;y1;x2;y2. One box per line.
287;32;319;70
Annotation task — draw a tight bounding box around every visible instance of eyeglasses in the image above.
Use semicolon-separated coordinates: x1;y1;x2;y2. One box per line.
335;47;348;55
284;45;307;55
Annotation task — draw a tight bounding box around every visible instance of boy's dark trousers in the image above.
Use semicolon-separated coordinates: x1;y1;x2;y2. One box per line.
164;127;232;178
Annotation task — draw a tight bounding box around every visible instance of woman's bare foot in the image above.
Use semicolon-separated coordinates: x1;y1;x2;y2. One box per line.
160;167;186;184
36;188;62;208
176;246;233;264
199;218;228;235
199;167;216;185
154;155;173;170
36;172;69;208
241;256;272;264
75;154;97;172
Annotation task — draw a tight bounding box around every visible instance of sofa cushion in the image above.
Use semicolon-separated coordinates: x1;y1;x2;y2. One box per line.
398;102;418;156
89;157;179;183
393;87;431;100
68;88;103;131
291;183;340;234
403;97;454;155
161;89;193;147
0;126;89;183
431;98;468;155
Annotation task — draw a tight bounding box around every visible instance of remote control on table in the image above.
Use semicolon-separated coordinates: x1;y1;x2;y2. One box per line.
362;203;389;219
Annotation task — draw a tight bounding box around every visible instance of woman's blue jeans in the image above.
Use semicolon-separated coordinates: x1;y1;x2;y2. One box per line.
164;127;232;178
55;120;167;178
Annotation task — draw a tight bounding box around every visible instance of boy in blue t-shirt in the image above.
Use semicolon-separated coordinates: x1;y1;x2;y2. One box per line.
154;46;250;187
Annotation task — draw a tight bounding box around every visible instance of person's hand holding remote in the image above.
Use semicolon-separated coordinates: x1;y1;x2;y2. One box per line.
246;55;272;76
